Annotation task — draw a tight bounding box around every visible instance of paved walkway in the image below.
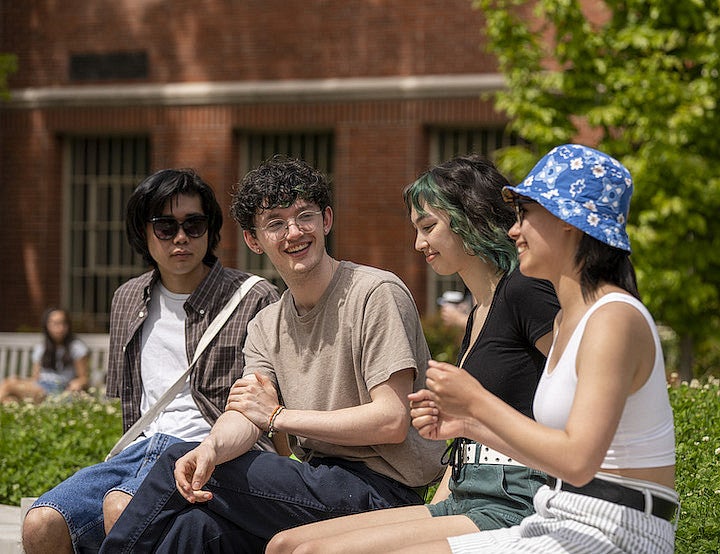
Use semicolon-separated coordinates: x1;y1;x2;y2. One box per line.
0;504;22;554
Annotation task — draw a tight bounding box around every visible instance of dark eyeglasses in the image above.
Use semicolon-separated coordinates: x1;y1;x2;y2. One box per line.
149;215;209;240
512;198;537;225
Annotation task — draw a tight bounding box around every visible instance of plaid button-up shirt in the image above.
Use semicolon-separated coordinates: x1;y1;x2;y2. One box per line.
105;258;279;433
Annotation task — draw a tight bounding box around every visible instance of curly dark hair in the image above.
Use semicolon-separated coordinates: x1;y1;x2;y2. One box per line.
126;168;222;267
230;155;331;234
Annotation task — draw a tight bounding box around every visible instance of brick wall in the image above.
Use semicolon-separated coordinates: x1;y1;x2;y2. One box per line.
2;0;494;88
0;0;507;331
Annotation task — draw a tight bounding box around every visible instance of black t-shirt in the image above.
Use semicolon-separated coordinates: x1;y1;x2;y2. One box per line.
458;268;559;419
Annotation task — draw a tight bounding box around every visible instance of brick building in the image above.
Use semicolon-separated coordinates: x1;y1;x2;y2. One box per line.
0;0;517;332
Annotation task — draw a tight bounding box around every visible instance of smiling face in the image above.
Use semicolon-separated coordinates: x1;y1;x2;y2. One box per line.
508;200;580;282
146;193;210;293
410;202;472;277
244;200;332;283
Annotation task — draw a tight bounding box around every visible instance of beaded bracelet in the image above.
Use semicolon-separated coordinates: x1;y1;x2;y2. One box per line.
267;405;285;438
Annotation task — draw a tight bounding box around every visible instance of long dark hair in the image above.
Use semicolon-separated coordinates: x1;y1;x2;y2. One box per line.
40;307;75;370
576;235;640;301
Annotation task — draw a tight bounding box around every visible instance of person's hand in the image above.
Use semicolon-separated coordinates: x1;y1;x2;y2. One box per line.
174;442;218;503
409;389;467;441
224;373;279;430
425;360;486;419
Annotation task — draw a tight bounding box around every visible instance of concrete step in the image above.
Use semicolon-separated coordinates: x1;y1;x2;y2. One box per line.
0;504;21;554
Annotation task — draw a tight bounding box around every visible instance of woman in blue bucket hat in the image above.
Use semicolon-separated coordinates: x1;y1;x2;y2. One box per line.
406;144;677;553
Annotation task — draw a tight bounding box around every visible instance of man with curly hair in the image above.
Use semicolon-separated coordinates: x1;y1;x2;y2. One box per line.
100;156;445;553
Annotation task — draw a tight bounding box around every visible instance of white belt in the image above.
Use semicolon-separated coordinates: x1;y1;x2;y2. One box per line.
461;442;525;467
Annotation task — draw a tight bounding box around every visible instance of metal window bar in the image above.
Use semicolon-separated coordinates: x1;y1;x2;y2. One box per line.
426;127;524;312
236;131;334;291
64;136;149;331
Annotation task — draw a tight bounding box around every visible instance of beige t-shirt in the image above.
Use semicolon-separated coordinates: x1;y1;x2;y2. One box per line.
243;261;445;487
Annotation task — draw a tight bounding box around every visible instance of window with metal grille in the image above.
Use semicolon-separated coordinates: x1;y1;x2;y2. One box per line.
235;131;334;291
426;127;524;312
63;136;150;331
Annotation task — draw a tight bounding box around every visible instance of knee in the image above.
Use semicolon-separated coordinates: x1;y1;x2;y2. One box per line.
23;507;71;553
266;529;293;554
103;491;132;534
292;540;326;554
267;533;327;554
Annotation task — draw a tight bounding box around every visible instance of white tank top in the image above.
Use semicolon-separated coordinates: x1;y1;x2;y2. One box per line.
533;292;675;468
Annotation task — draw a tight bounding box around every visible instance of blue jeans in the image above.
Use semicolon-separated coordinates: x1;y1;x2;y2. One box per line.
100;442;424;553
30;433;184;553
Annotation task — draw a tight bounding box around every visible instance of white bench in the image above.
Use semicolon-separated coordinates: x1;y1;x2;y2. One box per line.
0;332;110;388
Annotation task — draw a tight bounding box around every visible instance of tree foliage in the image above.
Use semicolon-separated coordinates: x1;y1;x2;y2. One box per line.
474;0;720;378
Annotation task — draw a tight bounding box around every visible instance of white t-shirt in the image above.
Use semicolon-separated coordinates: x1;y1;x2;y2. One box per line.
138;283;211;443
32;338;89;387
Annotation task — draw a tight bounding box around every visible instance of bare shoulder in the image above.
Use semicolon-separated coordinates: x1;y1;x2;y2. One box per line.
583;297;654;354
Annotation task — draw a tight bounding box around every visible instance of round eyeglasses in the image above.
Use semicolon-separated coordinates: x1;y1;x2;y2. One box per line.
149;215;209;240
512;198;537;226
255;210;323;241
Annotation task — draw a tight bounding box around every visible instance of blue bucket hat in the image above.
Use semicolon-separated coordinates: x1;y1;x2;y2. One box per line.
503;144;633;252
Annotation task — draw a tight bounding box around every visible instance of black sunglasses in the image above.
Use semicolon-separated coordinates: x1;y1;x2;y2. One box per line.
149;215;209;240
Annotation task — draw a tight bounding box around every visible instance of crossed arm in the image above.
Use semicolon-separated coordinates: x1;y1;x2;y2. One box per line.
173;368;415;503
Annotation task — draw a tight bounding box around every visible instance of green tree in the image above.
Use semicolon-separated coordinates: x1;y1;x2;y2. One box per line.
475;0;720;380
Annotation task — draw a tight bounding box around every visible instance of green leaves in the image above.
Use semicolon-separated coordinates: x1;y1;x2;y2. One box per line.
0;393;121;506
475;0;720;378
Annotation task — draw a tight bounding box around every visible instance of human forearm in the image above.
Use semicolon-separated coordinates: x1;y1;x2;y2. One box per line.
426;361;612;485
204;410;262;464
461;390;603;485
272;402;408;446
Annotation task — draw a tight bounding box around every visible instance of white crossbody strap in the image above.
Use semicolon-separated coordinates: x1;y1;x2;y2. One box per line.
105;275;265;460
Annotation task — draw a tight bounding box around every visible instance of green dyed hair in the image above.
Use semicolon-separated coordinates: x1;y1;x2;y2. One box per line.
403;154;518;273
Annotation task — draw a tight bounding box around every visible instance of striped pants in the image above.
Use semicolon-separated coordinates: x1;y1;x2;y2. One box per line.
448;485;676;553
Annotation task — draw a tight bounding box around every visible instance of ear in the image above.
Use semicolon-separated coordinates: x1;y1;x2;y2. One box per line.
322;206;334;235
243;229;263;254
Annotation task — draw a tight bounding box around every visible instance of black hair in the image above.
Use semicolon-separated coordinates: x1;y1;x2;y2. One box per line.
126;168;222;267
575;234;640;301
403;154;518;273
230;155;331;234
40;307;74;369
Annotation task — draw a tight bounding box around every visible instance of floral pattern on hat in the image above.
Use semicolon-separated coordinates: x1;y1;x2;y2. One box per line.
504;144;633;252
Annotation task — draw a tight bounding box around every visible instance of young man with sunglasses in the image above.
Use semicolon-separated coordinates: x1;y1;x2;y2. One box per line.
23;169;279;554
100;156;446;553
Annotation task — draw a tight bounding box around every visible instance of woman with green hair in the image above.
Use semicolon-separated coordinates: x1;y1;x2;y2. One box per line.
266;154;559;554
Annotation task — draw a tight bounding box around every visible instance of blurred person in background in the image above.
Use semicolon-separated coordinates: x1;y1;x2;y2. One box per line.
0;307;89;404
